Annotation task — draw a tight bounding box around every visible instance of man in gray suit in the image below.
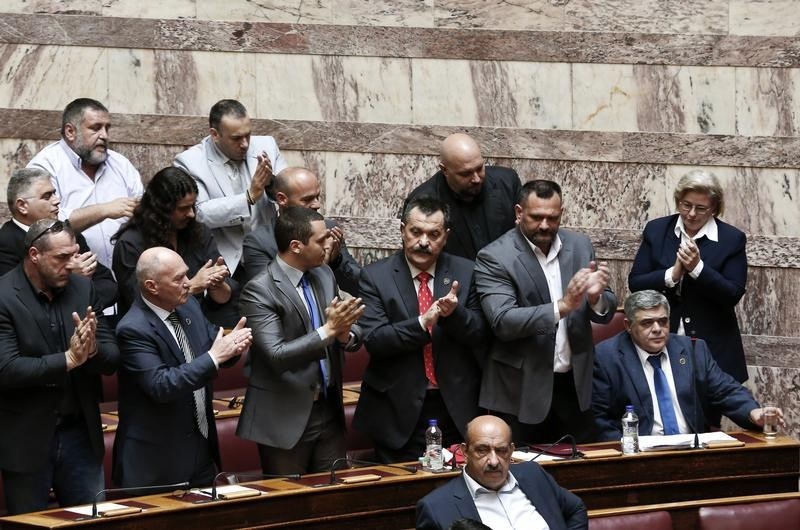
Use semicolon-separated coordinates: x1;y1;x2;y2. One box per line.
237;207;364;474
475;180;617;444
174;99;288;275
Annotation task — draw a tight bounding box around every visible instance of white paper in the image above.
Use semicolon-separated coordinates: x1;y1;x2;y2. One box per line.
200;484;260;497
512;450;564;462
65;502;130;516
639;431;736;452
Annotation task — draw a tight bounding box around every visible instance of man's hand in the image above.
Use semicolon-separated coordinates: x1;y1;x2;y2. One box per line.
102;197;138;219
677;240;701;272
189;259;230;295
749;407;786;428
558;267;591;317
435;280;460;318
209;317;252;365
68;250;99;278
325;226;345;265
65;306;97;370
248;152;274;203
585;261;610;305
323;297;365;342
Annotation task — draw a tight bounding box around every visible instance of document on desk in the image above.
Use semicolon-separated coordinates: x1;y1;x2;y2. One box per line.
65;502;141;516
639;432;738;451
199;485;262;499
512;451;563;462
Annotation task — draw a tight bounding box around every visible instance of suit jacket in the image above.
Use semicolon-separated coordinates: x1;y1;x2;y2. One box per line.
113;295;224;487
241;217;361;295
0;266;119;473
403;166;521;261
416;461;587;530
174;135;288;272
592;332;759;442
474;227;617;424
0;220;117;310
237;260;361;449
629;214;748;382
353;252;487;450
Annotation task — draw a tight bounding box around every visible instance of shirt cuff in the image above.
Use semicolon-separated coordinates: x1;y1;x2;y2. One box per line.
689;260;704;278
418;316;428;331
665;268;678;288
553;303;560;325
591;297;609;316
209;353;219;370
316;326;332;344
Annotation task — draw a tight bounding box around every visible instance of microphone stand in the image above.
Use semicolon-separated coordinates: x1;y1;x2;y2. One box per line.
208;471;301;501
531;434;583;461
688;334;701;450
327;457;418;485
92;481;189;518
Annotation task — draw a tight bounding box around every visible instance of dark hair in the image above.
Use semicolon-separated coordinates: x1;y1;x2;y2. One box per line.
275;206;324;252
517;179;562;205
401;196;451;229
209;99;248;130
25;219;75;252
449;519;492;530
113;167;200;248
7;168;51;213
61;98;108;136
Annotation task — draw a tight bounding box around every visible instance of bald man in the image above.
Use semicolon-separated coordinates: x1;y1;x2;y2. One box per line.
416;415;587;530
241;167;361;294
403;133;521;261
114;247;252;488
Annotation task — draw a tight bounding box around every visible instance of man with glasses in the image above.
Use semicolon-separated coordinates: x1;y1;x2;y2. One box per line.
0;168;117;310
402;133;521;260
592;290;781;441
0;218;119;514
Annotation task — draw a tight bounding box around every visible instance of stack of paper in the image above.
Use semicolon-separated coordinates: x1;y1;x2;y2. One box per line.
639;432;738;452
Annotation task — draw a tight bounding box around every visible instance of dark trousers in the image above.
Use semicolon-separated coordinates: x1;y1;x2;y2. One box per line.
375;389;461;464
257;396;345;475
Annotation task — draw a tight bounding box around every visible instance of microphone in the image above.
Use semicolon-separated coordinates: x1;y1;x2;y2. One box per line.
207;471;301;501
92;481;189;518
531;434;583;461
687;333;701;450
327;457;418;485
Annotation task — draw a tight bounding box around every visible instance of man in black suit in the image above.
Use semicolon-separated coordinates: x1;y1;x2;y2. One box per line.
114;247;252;488
0;168;117;310
403;133;521;260
354;196;487;463
241;167;360;294
0;219;119;514
416;415;587;530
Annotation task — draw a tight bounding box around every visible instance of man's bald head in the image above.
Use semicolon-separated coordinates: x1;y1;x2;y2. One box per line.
465;415;512;446
462;415;514;491
136;247;190;310
438;133;486;201
273;167;322;211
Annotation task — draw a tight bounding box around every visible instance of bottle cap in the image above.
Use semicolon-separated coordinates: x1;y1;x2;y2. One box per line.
625;405;634;412
428;418;438;426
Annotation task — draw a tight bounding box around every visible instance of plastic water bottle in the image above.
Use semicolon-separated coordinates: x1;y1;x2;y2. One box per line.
621;405;639;455
425;419;443;471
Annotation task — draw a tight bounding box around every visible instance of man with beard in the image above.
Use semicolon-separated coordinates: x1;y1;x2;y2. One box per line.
474;180;617;445
403;133;520;260
27;98;143;270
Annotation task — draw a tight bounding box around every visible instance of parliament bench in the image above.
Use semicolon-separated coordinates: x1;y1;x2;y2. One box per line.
589;510;672;530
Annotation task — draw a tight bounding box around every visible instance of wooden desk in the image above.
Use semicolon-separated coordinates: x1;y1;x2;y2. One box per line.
2;433;797;529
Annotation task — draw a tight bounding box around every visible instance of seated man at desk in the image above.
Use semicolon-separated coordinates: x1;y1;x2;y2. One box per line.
592;290;784;441
416;415;587;530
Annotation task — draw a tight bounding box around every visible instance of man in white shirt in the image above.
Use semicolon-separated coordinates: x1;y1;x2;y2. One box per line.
416;415;587;530
174;99;288;276
27;98;143;269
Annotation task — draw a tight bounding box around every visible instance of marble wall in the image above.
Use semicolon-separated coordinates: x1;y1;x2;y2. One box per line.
0;1;798;438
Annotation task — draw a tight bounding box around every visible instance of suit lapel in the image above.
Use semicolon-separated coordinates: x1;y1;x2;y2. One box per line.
204;137;235;198
512;230;551;303
451;477;482;521
557;235;575;293
13;268;60;353
667;337;695;422
619;334;656;422
269;260;312;330
392;254;421;318
143;303;186;366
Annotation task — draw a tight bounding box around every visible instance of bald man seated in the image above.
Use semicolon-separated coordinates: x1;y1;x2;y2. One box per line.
416;415;587;530
403;133;521;260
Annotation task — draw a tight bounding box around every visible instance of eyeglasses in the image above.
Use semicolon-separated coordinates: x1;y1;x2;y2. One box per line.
25;219;69;250
678;200;712;215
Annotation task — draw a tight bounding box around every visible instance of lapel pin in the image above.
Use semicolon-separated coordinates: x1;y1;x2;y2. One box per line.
443;277;451;285
185;318;191;326
679;357;686;365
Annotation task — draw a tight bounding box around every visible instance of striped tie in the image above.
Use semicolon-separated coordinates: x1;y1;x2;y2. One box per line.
167;312;209;438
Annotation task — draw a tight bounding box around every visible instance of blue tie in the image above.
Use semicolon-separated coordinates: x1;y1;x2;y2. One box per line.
299;274;329;392
648;354;680;435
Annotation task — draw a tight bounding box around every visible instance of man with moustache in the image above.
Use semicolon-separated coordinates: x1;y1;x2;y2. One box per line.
241;166;360;294
475;180;617;444
354;196;487;463
28;98;143;269
403;133;520;260
238;207;364;474
416;415;587;530
0;168;117;310
592;290;783;441
174;99;288;277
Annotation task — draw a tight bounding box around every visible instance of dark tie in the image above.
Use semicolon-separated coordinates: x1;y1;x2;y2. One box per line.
167;312;209;438
299;274;330;392
648;353;680;435
416;271;437;386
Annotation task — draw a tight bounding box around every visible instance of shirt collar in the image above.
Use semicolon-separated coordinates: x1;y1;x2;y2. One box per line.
523;231;562;263
404;255;436;281
142;296;173;323
462;469;519;499
633;341;668;366
276;255;306;287
674;215;718;242
12;218;29;232
208;137;237;166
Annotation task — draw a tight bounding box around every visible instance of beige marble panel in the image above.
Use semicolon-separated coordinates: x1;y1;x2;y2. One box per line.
107;48;157;115
572;63;638;132
196;0;330;24
745;365;800;439
0;44;107;111
255;54;322;121
565;0;729;34
736;67;800;137
330;0;435;27
434;0;564;31
0;139;49;202
730;1;800;37
101;0;196;18
186;50;257;117
0;0;102;14
411;59;478;126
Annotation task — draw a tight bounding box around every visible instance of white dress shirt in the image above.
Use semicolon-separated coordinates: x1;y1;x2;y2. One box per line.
463;471;549;530
141;297;219;369
634;344;690;435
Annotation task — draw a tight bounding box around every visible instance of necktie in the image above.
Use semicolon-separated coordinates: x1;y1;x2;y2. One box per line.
648;353;680;435
299;274;330;393
416;271;438;386
167;312;209;438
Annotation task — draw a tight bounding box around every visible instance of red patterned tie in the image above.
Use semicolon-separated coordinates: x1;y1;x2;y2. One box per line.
416;272;438;386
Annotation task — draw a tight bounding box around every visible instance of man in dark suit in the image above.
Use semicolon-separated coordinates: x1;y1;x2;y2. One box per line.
403;133;520;261
416;415;587;530
592;290;782;441
0;168;117;310
475;180;617;444
354;196;487;463
241;166;360;294
238;207;364;474
0;218;119;514
113;247;252;487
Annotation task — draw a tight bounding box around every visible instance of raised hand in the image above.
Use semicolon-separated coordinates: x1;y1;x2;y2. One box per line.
209;317;253;364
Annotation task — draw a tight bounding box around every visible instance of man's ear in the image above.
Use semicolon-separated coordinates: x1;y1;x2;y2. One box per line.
15;198;28;217
143;278;158;296
275;192;288;208
623;318;632;332
209;127;220;141
28;246;39;264
289;239;302;254
63;122;77;143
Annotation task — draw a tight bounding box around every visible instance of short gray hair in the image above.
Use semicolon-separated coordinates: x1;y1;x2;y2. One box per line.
7;168;52;213
624;290;671;321
673;169;725;216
